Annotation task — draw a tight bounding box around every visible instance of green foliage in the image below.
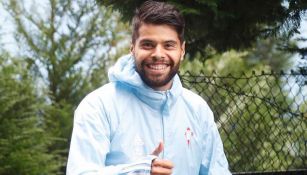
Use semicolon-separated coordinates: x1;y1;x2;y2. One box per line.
1;0;130;173
219;75;306;171
181;38;293;75
5;0;129;105
181;72;306;171
99;0;307;57
0;54;61;175
180;39;306;171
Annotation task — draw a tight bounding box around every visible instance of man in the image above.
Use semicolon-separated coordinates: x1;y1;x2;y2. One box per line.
67;1;231;174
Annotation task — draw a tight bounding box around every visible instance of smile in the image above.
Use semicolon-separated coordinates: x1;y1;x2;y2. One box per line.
147;64;169;70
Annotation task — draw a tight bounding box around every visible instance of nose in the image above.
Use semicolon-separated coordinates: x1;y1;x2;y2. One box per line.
151;45;165;60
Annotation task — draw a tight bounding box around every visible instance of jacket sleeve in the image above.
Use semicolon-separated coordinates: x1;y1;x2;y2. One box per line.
66;97;155;175
199;108;232;175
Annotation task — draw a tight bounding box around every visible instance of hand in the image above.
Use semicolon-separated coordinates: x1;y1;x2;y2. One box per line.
151;142;174;175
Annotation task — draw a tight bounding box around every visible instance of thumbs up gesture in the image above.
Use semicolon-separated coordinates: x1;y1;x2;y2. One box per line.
151;142;173;175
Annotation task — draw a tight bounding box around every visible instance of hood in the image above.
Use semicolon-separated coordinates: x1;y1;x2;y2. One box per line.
108;54;182;111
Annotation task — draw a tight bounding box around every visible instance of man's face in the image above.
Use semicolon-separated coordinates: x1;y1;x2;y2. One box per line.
131;23;185;91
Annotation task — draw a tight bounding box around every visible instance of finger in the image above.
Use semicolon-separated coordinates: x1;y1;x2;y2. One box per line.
151;166;173;175
152;159;174;169
151;142;164;156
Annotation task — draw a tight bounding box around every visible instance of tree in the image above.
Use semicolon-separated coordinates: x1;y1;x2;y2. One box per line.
99;0;307;58
180;39;306;171
1;0;130;172
0;53;60;175
181;37;293;74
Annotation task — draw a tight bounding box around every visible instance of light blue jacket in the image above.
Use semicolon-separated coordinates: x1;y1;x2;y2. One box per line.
67;54;231;175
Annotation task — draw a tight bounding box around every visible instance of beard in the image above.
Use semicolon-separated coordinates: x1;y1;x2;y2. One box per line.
136;58;180;89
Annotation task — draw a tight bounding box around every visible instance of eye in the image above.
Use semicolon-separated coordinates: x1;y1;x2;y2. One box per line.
165;43;176;50
141;42;154;49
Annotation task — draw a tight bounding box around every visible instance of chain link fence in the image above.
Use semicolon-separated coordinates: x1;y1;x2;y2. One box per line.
180;70;307;174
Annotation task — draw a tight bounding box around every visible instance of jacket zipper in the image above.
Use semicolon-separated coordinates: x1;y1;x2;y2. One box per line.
161;91;169;159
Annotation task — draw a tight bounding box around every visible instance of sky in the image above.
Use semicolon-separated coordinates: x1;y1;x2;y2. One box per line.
290;17;307;69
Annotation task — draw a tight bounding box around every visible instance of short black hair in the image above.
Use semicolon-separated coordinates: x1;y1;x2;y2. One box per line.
132;0;185;44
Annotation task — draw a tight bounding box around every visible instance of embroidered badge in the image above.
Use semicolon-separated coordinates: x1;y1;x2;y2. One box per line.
184;127;194;147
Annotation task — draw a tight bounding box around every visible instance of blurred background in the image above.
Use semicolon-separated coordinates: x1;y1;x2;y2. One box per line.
0;0;306;174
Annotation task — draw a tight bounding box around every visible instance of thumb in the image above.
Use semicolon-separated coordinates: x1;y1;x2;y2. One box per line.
152;142;164;156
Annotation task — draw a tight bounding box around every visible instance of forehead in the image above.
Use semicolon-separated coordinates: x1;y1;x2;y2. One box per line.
137;23;180;43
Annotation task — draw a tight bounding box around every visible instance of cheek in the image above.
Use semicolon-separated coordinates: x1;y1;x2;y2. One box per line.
133;50;148;61
134;57;145;70
170;53;182;64
134;59;141;69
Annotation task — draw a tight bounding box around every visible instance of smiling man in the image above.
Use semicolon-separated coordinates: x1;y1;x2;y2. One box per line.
132;23;184;91
67;1;231;175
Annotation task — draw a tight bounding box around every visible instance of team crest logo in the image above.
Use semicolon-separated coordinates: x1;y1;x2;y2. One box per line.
184;127;194;147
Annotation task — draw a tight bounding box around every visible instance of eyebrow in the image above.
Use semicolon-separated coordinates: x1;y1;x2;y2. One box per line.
164;40;177;45
139;39;178;44
139;39;155;43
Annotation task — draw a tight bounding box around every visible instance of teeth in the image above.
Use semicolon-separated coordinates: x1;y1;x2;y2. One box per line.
148;64;167;70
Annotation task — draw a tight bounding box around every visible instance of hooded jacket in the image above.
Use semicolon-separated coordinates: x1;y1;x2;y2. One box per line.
67;54;231;175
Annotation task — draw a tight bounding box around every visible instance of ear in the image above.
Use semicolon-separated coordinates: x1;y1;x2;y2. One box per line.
180;41;186;61
130;43;135;55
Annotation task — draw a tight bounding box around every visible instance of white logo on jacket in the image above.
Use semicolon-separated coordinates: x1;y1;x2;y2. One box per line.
132;135;145;160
